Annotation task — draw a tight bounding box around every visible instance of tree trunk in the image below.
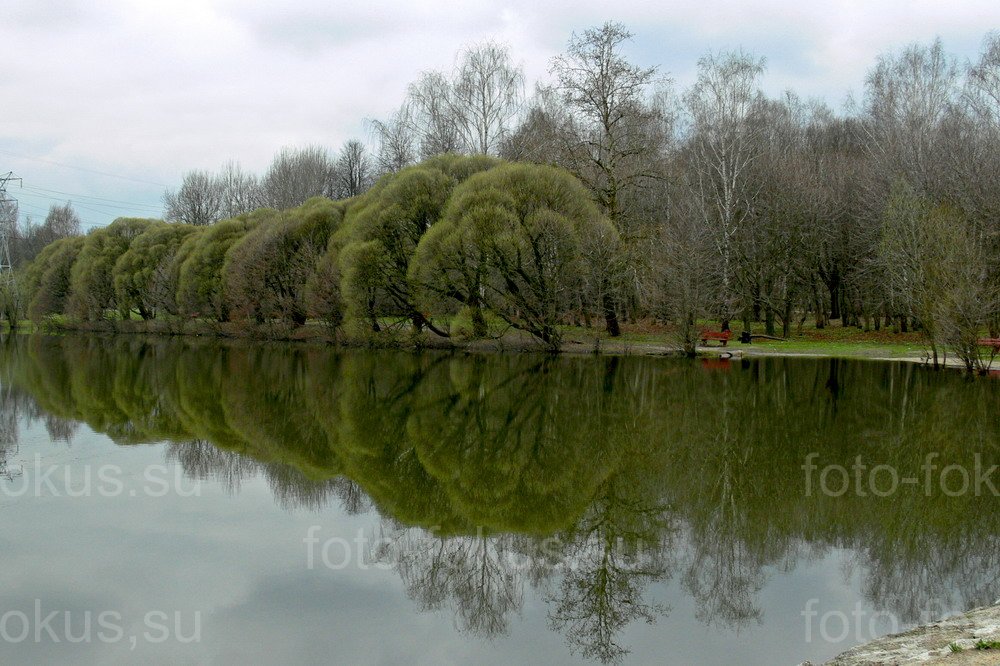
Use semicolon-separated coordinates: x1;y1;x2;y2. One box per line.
765;305;775;337
470;298;487;338
684;310;697;357
413;311;450;338
782;298;792;339
828;274;841;322
603;294;620;337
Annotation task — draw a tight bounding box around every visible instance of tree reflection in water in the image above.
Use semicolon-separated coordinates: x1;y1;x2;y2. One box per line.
2;334;1000;663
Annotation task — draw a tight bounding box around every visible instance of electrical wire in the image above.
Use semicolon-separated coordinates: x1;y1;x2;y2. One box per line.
0;149;168;188
19;185;162;212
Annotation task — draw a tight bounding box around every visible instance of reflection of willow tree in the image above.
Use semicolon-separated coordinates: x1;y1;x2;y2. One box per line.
403;355;628;533
0;336;77;448
221;346;340;477
327;353;628;534
376;527;522;638
330;353;468;531
357;353;654;652
546;474;675;664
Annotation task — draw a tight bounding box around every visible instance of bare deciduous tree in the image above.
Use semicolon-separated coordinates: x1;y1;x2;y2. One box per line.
683;50;766;326
163;170;224;226
450;40;524;155
217;161;261;219
550;22;665;228
334;140;374;199
406;71;463;159
862;38;959;196
369;105;418;175
260;145;336;210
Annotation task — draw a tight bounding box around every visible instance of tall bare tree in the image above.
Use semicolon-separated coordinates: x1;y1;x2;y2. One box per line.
334;140;374;199
450;40;524;155
549;22;665;229
406;71;463;159
163;170;224;226
369;105;418;175
217;161;261;219
862;38;959;196
260;145;336;210
683;50;766;327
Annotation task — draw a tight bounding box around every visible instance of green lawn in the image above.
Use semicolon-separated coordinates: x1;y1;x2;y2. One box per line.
559;318;938;359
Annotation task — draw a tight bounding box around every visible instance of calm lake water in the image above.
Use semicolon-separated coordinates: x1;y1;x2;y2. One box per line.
0;335;998;665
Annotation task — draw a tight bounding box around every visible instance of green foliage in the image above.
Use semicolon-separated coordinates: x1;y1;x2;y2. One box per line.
27;236;86;323
0;278;23;327
336;155;500;330
21;241;64;305
67;218;156;320
224;197;343;325
176;211;266;321
305;245;344;331
113;222;199;320
19;157;619;344
412;162;620;346
164;228;205;315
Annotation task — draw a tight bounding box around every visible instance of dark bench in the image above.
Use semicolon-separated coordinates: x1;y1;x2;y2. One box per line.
978;338;1000;351
700;330;731;347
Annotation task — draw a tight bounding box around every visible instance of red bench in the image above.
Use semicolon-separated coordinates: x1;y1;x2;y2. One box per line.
978;338;1000;351
700;330;731;347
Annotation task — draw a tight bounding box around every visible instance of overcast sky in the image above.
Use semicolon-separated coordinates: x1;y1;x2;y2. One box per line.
2;0;998;230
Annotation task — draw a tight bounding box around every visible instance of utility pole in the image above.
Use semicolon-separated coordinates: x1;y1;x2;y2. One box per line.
0;172;22;325
0;171;20;282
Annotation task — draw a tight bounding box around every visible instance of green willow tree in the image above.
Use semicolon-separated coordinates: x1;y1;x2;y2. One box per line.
26;236;86;323
224;197;344;326
176;211;268;321
113;222;199;320
335;154;500;334
411;162;621;348
67;217;156;320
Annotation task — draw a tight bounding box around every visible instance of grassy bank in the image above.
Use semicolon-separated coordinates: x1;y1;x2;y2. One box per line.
6;314;976;366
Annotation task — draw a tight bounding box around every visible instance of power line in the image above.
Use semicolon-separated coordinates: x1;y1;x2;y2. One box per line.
17;189;162;214
0;149;168;188
19;184;163;211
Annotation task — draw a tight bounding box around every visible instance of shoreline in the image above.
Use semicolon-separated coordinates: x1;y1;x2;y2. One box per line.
811;604;1000;665
9;319;991;369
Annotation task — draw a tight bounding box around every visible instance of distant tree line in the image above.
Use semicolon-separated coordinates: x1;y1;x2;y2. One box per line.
11;24;1000;366
7;202;81;267
161;142;376;226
